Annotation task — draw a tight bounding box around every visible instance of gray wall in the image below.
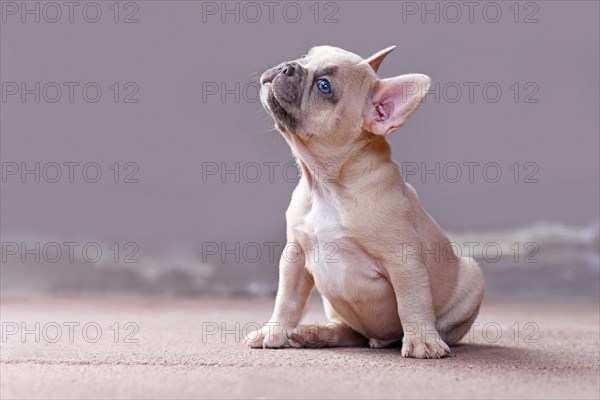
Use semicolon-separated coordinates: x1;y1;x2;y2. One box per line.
1;1;598;295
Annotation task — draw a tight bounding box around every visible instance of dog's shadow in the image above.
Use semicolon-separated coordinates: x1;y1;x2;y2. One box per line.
446;342;534;360
313;342;546;365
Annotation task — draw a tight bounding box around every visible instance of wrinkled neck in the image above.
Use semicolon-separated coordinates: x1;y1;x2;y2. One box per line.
283;131;393;191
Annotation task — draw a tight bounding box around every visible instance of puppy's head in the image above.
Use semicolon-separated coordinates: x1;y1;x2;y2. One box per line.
260;45;431;142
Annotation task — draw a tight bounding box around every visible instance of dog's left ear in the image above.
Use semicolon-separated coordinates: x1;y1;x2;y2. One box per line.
363;74;431;136
365;46;396;73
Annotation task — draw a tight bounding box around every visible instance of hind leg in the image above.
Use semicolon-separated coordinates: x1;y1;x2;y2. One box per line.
287;321;367;348
437;257;485;345
288;297;366;348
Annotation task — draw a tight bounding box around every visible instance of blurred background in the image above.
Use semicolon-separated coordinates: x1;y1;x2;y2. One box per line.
1;0;599;301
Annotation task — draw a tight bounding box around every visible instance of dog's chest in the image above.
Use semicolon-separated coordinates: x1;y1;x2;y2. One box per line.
296;191;384;292
301;191;341;245
292;188;398;338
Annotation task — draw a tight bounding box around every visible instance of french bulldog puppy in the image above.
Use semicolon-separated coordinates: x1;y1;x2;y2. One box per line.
245;46;484;359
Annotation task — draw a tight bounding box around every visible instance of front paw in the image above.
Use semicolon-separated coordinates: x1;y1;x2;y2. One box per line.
401;334;450;359
244;324;289;349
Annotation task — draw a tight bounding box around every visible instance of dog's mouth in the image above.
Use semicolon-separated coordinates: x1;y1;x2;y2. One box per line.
260;68;278;85
267;88;287;117
262;82;298;132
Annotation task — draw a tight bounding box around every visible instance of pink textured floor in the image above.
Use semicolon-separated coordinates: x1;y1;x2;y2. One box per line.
1;296;599;399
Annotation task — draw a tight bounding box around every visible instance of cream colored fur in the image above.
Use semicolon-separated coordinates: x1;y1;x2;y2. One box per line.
245;46;484;359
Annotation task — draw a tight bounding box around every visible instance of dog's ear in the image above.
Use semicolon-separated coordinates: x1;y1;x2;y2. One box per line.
363;74;431;136
365;46;396;73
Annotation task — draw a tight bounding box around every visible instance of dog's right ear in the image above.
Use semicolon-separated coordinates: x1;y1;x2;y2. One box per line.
365;46;396;73
363;74;431;136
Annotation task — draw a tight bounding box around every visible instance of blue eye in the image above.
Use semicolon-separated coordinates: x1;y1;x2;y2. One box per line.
317;79;331;94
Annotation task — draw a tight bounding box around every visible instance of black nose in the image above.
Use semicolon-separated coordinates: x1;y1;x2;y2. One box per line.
279;63;296;76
